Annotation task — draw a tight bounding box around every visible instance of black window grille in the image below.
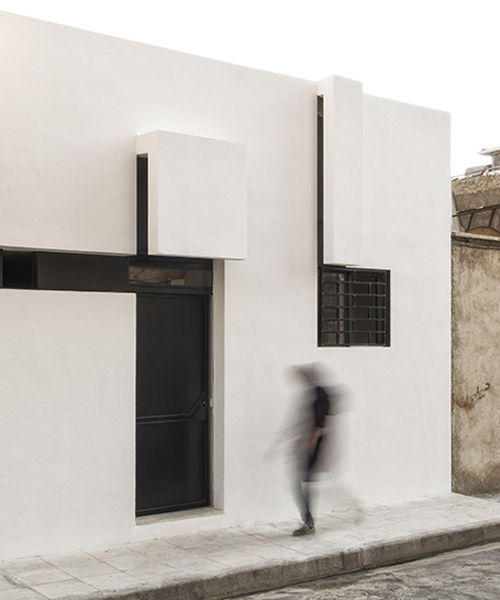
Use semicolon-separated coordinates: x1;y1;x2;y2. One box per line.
319;266;390;347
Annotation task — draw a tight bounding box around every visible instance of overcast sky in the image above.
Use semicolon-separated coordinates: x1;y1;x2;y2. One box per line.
1;0;499;175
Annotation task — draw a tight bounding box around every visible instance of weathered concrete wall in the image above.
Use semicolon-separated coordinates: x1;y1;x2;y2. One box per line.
452;173;500;236
453;172;500;212
452;233;500;494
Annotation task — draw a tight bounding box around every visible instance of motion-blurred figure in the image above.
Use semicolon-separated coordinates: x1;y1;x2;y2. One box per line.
287;363;352;536
267;363;358;536
288;364;333;535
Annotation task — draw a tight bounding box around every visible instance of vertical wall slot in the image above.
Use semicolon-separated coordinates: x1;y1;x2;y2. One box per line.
317;96;324;267
137;155;148;255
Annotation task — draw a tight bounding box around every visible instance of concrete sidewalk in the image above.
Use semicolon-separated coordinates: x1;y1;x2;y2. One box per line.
2;493;500;600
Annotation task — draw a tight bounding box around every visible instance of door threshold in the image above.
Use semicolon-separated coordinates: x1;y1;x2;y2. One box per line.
136;506;222;526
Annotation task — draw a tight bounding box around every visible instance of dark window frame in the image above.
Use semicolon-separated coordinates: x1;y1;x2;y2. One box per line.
318;265;390;347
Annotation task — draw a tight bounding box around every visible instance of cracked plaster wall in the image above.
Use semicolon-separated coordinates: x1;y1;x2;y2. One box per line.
452;235;500;493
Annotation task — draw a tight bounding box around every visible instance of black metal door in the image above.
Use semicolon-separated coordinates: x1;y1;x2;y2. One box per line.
136;294;210;516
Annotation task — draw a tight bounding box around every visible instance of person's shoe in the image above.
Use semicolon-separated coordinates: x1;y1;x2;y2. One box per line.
292;522;315;536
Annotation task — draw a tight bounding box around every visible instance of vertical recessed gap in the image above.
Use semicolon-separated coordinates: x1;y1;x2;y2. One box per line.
317;96;324;267
317;96;325;346
137;155;148;256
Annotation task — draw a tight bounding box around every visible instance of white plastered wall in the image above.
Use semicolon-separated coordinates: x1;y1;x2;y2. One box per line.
0;290;136;558
318;75;364;265
136;130;247;259
351;94;451;502
0;11;451;558
220;91;451;522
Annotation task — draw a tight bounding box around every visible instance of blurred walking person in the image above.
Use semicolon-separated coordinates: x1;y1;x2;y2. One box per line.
290;364;331;536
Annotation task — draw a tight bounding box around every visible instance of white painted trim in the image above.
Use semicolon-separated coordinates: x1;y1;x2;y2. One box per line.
318;76;363;265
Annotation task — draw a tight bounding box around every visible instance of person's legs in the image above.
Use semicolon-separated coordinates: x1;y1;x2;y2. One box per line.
292;469;315;535
292;433;325;536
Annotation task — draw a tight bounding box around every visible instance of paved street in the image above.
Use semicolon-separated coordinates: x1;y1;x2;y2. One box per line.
235;541;500;599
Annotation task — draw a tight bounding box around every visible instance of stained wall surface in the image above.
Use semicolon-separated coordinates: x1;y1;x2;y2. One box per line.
0;10;451;559
452;172;500;236
452;234;500;494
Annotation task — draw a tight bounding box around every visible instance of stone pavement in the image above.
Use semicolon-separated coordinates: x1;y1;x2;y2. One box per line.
2;493;500;600
237;541;500;599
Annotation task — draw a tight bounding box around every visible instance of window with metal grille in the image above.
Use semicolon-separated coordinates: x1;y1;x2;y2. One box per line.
319;266;390;347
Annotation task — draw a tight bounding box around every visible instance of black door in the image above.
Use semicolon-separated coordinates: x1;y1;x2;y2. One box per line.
136;294;210;516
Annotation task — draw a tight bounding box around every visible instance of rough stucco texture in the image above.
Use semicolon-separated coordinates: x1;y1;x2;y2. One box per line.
452;236;500;494
453;173;500;212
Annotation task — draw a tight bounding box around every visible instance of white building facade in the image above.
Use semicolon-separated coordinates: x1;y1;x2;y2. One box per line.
0;11;451;560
